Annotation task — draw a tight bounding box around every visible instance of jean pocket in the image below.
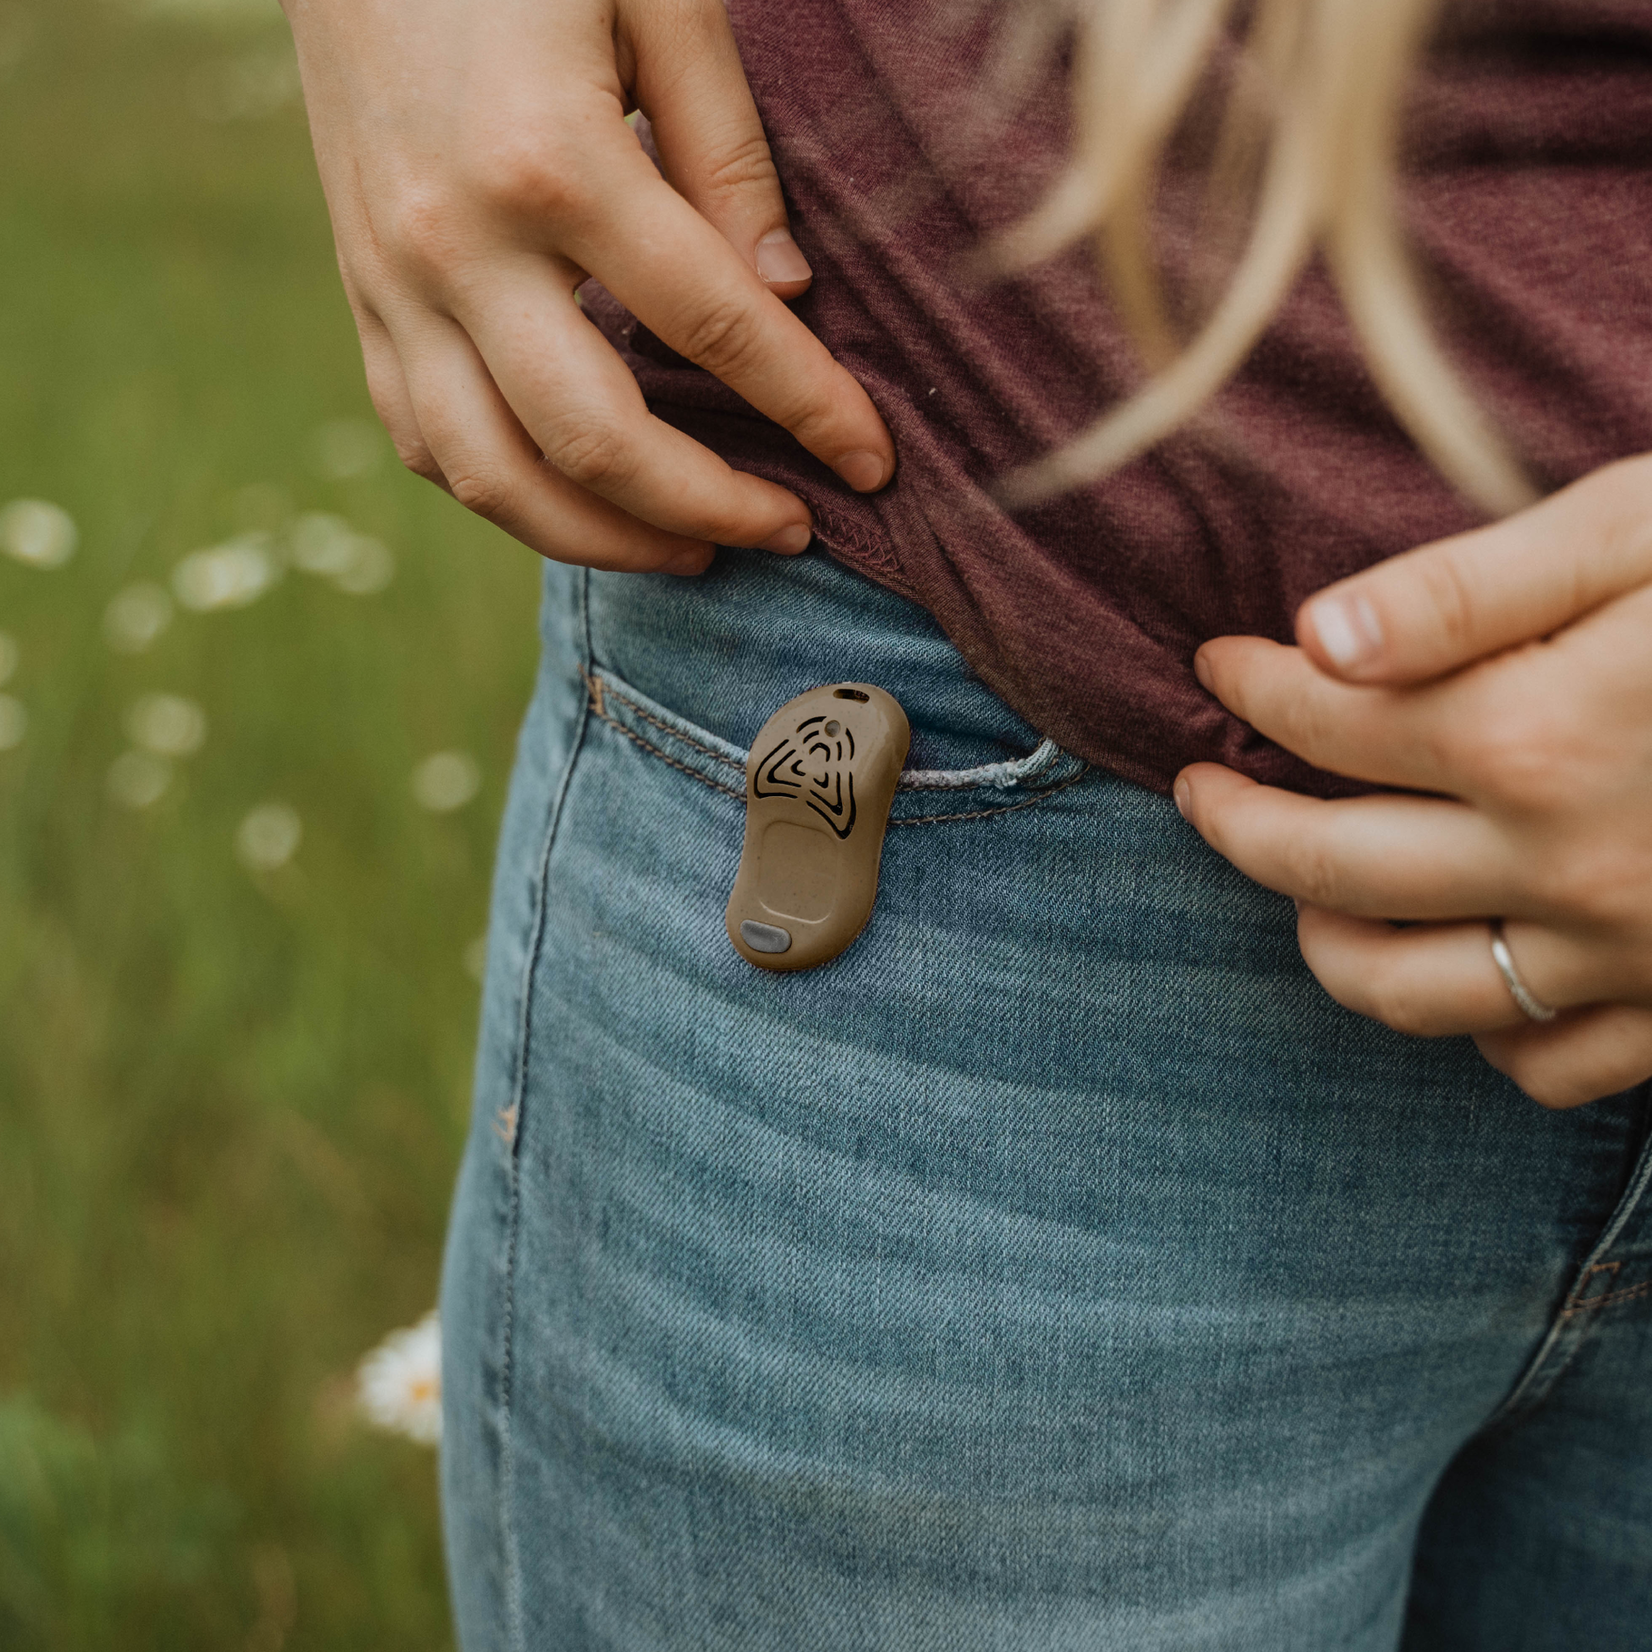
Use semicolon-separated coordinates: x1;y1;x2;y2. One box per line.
581;664;1087;827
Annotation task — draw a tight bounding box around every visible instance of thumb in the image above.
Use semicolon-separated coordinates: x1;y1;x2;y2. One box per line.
627;0;813;300
1296;454;1652;685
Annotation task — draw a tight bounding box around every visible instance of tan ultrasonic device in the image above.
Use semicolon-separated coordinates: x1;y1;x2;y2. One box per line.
725;683;910;972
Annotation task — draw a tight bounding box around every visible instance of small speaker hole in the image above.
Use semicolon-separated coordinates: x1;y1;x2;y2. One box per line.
833;688;870;701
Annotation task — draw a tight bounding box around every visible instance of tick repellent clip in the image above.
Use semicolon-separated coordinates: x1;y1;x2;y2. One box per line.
725;683;910;972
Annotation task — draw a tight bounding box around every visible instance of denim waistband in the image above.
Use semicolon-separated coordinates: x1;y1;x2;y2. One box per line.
555;547;1071;777
546;546;1089;826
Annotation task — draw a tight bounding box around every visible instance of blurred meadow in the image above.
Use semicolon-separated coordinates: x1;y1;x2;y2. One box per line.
1;0;543;1645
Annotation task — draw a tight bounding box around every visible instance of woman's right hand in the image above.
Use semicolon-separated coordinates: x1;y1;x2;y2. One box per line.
280;0;894;574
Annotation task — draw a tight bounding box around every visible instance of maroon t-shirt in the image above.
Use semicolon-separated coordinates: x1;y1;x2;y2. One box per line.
589;0;1652;795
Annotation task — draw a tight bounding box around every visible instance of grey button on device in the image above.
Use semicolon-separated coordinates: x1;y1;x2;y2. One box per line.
739;920;792;954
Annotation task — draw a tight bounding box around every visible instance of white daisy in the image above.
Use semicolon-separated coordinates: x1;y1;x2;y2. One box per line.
356;1311;441;1446
127;693;207;759
288;513;394;595
236;803;301;873
173;535;278;612
331;535;394;596
0;499;77;569
107;750;171;808
412;751;480;812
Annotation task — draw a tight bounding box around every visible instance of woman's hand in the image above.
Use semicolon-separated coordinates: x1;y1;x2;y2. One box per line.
281;0;894;574
1177;455;1652;1108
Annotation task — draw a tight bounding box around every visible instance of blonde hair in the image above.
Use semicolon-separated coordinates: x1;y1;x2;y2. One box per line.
998;0;1536;516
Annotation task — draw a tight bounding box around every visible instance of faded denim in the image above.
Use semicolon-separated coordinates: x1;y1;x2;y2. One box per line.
441;548;1652;1651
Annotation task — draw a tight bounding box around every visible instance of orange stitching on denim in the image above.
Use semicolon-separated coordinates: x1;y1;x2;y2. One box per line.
1561;1279;1650;1316
579;666;605;719
593;674;747;775
1565;1260;1622;1311
592;706;745;800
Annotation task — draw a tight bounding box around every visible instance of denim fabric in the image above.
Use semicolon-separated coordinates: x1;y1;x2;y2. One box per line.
441;548;1652;1652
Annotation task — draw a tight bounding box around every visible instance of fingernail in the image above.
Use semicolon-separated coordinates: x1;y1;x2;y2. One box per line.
755;229;812;287
760;522;812;555
1192;649;1213;690
835;450;888;491
1173;778;1190;818
1309;592;1384;671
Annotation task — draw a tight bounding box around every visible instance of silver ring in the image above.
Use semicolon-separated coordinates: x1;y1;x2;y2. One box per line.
1489;921;1558;1023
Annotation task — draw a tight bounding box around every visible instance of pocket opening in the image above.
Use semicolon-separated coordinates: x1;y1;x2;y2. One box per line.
582;664;1086;823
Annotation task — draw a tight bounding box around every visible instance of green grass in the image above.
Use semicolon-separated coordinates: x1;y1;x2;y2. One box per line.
0;2;543;1644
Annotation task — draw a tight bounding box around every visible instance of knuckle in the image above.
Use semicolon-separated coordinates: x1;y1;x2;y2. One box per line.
1279;689;1343;764
381;186;469;276
1364;963;1436;1037
447;467;512;521
393;438;443;484
771;386;849;456
1415;547;1483;657
673;295;765;381
539;409;634;492
1446;689;1572;809
463;127;589;224
1281;837;1346;911
700;132;781;205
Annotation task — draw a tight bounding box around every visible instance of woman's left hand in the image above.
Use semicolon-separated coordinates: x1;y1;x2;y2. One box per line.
1177;455;1652;1108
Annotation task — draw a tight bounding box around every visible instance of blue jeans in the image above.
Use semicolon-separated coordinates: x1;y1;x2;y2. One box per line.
441;549;1652;1651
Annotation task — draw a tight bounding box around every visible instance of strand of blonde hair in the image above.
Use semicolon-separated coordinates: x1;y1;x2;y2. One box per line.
998;0;1536;517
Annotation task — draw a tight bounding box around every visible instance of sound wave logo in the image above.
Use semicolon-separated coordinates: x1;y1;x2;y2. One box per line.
752;714;857;838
